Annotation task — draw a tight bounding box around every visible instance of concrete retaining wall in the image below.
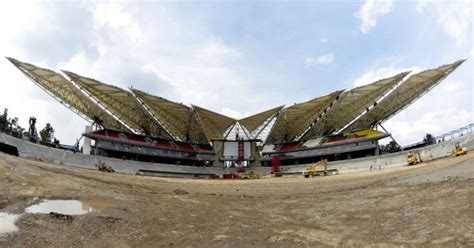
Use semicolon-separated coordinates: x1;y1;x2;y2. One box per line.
1;132;473;177
284;132;474;174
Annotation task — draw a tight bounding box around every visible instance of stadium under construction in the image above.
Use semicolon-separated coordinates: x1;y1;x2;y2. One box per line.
4;57;467;170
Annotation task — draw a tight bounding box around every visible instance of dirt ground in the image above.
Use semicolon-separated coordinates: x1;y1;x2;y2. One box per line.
0;152;473;247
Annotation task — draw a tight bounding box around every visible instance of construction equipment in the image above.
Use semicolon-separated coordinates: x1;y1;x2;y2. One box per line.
238;171;261;179
452;142;467;156
303;159;328;178
407;151;421;165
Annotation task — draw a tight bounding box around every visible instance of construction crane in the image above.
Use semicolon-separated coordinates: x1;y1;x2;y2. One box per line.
303;159;329;178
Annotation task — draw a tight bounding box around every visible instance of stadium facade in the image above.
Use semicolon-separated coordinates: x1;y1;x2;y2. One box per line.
7;57;465;167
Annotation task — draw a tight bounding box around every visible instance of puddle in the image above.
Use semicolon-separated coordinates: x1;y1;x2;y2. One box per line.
81;201;111;213
0;200;110;235
0;212;20;235
25;200;110;215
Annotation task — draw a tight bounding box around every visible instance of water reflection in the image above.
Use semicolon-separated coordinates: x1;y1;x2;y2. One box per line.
0;212;20;235
25;200;110;215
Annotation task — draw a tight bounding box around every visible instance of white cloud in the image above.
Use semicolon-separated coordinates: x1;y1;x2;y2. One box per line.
416;0;472;46
221;107;250;119
353;64;419;87
384;108;473;145
0;2;91;145
471;46;474;58
141;64;179;87
0;2;470;148
354;0;394;33
193;38;242;65
0;2;260;144
92;4;142;43
440;80;463;93
304;52;334;66
320;38;328;43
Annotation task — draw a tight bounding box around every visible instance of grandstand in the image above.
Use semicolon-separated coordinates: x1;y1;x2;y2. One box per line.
6;57;465;167
84;129;214;166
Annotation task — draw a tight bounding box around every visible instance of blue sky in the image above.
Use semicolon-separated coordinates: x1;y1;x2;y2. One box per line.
0;0;472;145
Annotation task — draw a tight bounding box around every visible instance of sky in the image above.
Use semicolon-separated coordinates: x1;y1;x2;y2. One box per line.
0;0;472;146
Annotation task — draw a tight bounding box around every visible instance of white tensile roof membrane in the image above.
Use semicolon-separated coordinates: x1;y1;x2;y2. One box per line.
301;71;410;140
7;57;130;132
345;60;465;132
192;105;236;141
266;90;343;144
131;89;208;144
62;71;172;139
8;57;464;145
239;105;283;133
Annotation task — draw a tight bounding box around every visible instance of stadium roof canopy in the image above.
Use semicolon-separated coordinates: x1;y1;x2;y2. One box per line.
131;88;208;143
300;71;410;140
265;90;343;144
7;57;465;145
6;57;129;132
192;105;236;141
239;105;283;133
62;71;173;139
344;60;465;132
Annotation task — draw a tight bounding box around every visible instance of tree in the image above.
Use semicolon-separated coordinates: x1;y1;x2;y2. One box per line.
39;123;55;142
9;117;18;129
379;144;386;154
0;108;7;131
7;116;23;138
423;133;435;145
0;109;23;138
385;140;401;153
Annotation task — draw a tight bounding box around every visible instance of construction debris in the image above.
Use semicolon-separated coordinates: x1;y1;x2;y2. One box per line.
95;160;115;173
49;212;74;222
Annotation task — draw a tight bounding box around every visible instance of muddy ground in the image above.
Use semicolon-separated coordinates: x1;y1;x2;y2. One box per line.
0;152;473;247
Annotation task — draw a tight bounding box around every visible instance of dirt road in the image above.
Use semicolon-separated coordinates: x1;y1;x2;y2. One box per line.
0;152;473;247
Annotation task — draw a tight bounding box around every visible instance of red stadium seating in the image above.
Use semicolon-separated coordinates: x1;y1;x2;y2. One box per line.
155;140;174;149
273;142;307;152
105;130;120;139
198;145;213;152
88;129;214;153
278;143;298;151
127;135;147;144
326;135;347;143
93;130;107;136
176;142;196;151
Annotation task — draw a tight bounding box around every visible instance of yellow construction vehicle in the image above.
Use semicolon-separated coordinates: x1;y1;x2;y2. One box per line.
452;142;467;157
303;159;328;178
238;171;261;179
407;153;419;165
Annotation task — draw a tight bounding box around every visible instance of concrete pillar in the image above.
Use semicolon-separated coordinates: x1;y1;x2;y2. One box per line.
83;126;92;155
250;142;261;167
212;141;224;167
